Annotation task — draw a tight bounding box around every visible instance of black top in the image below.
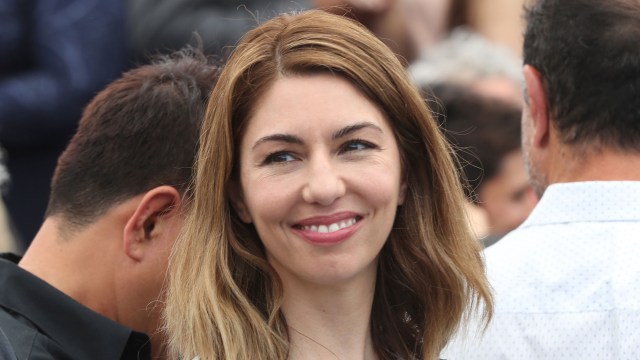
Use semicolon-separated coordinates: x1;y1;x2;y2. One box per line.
0;253;151;360
0;326;17;360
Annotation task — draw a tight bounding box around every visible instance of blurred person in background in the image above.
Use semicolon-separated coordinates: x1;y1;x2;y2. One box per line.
431;84;537;246
410;0;528;56
128;0;311;64
463;0;528;56
0;147;18;253
129;0;522;70
315;0;527;66
0;48;218;359
314;0;428;64
0;0;128;248
0;202;17;254
409;22;524;106
410;20;529;244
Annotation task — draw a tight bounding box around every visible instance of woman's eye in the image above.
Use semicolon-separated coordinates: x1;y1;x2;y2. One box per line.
340;139;376;153
263;151;296;165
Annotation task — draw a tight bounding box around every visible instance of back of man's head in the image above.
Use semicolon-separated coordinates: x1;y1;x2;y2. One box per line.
46;48;219;230
523;0;640;150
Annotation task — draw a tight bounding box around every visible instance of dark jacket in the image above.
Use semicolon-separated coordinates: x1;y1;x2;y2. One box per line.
0;254;151;360
128;0;310;63
0;327;17;360
0;0;127;246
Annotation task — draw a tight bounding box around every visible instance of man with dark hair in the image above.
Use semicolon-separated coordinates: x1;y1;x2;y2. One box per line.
0;49;219;359
443;0;640;358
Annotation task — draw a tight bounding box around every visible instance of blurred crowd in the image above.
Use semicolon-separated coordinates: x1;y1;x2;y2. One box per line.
4;0;639;359
0;0;528;252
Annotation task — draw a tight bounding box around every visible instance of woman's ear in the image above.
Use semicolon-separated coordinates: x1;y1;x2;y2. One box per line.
229;182;252;223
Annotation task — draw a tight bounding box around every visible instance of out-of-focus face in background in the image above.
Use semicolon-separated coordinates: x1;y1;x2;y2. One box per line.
426;83;537;242
478;149;537;236
402;0;453;50
312;0;454;63
471;75;524;108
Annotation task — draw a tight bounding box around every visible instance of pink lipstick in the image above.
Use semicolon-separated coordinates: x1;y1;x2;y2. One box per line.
292;212;362;245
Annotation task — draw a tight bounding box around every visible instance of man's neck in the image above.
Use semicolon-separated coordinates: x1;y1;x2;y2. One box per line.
19;216;120;322
549;146;640;184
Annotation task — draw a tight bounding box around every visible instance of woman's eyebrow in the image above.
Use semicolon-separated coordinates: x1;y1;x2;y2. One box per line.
252;133;303;150
332;121;383;140
251;122;383;150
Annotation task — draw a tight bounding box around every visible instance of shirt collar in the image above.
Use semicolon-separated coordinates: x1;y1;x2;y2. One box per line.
0;254;151;360
522;181;640;227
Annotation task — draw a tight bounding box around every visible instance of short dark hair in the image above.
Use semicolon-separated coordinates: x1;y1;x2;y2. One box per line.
430;84;521;202
523;0;640;150
46;48;219;228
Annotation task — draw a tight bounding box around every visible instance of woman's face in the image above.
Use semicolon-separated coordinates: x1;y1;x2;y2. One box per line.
233;73;406;287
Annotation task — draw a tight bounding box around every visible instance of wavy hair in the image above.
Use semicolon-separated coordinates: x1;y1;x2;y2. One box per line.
164;10;492;360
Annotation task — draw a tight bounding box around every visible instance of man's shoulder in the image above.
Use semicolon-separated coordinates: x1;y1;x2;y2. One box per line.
0;306;71;359
0;253;149;360
0;266;70;359
445;182;640;358
483;226;540;270
0;325;17;360
483;181;640;313
484;180;640;265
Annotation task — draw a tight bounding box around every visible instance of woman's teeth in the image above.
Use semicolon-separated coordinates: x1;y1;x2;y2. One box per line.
302;218;357;233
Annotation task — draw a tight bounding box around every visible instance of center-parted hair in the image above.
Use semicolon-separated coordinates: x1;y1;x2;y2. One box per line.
46;48;220;229
165;10;492;360
523;0;640;150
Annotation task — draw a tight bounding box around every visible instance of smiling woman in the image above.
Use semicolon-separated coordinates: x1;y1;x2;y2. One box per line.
164;10;493;360
234;73;405;292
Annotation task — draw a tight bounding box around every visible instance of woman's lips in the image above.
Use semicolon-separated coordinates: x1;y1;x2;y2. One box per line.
292;213;363;245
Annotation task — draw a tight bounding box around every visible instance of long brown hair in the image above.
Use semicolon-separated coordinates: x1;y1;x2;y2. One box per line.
164;10;492;360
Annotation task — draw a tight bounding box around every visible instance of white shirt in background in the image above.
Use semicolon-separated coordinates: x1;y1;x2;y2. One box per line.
443;181;640;360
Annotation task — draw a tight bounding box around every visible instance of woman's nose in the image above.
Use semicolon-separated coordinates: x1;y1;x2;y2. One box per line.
301;156;346;206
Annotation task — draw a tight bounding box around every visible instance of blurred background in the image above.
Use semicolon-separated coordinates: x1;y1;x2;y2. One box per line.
0;0;531;251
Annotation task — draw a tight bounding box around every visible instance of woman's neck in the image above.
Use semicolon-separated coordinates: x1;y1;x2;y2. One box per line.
281;272;379;360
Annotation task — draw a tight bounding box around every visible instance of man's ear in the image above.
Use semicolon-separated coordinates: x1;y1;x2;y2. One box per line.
523;65;550;149
123;186;181;261
228;182;252;224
